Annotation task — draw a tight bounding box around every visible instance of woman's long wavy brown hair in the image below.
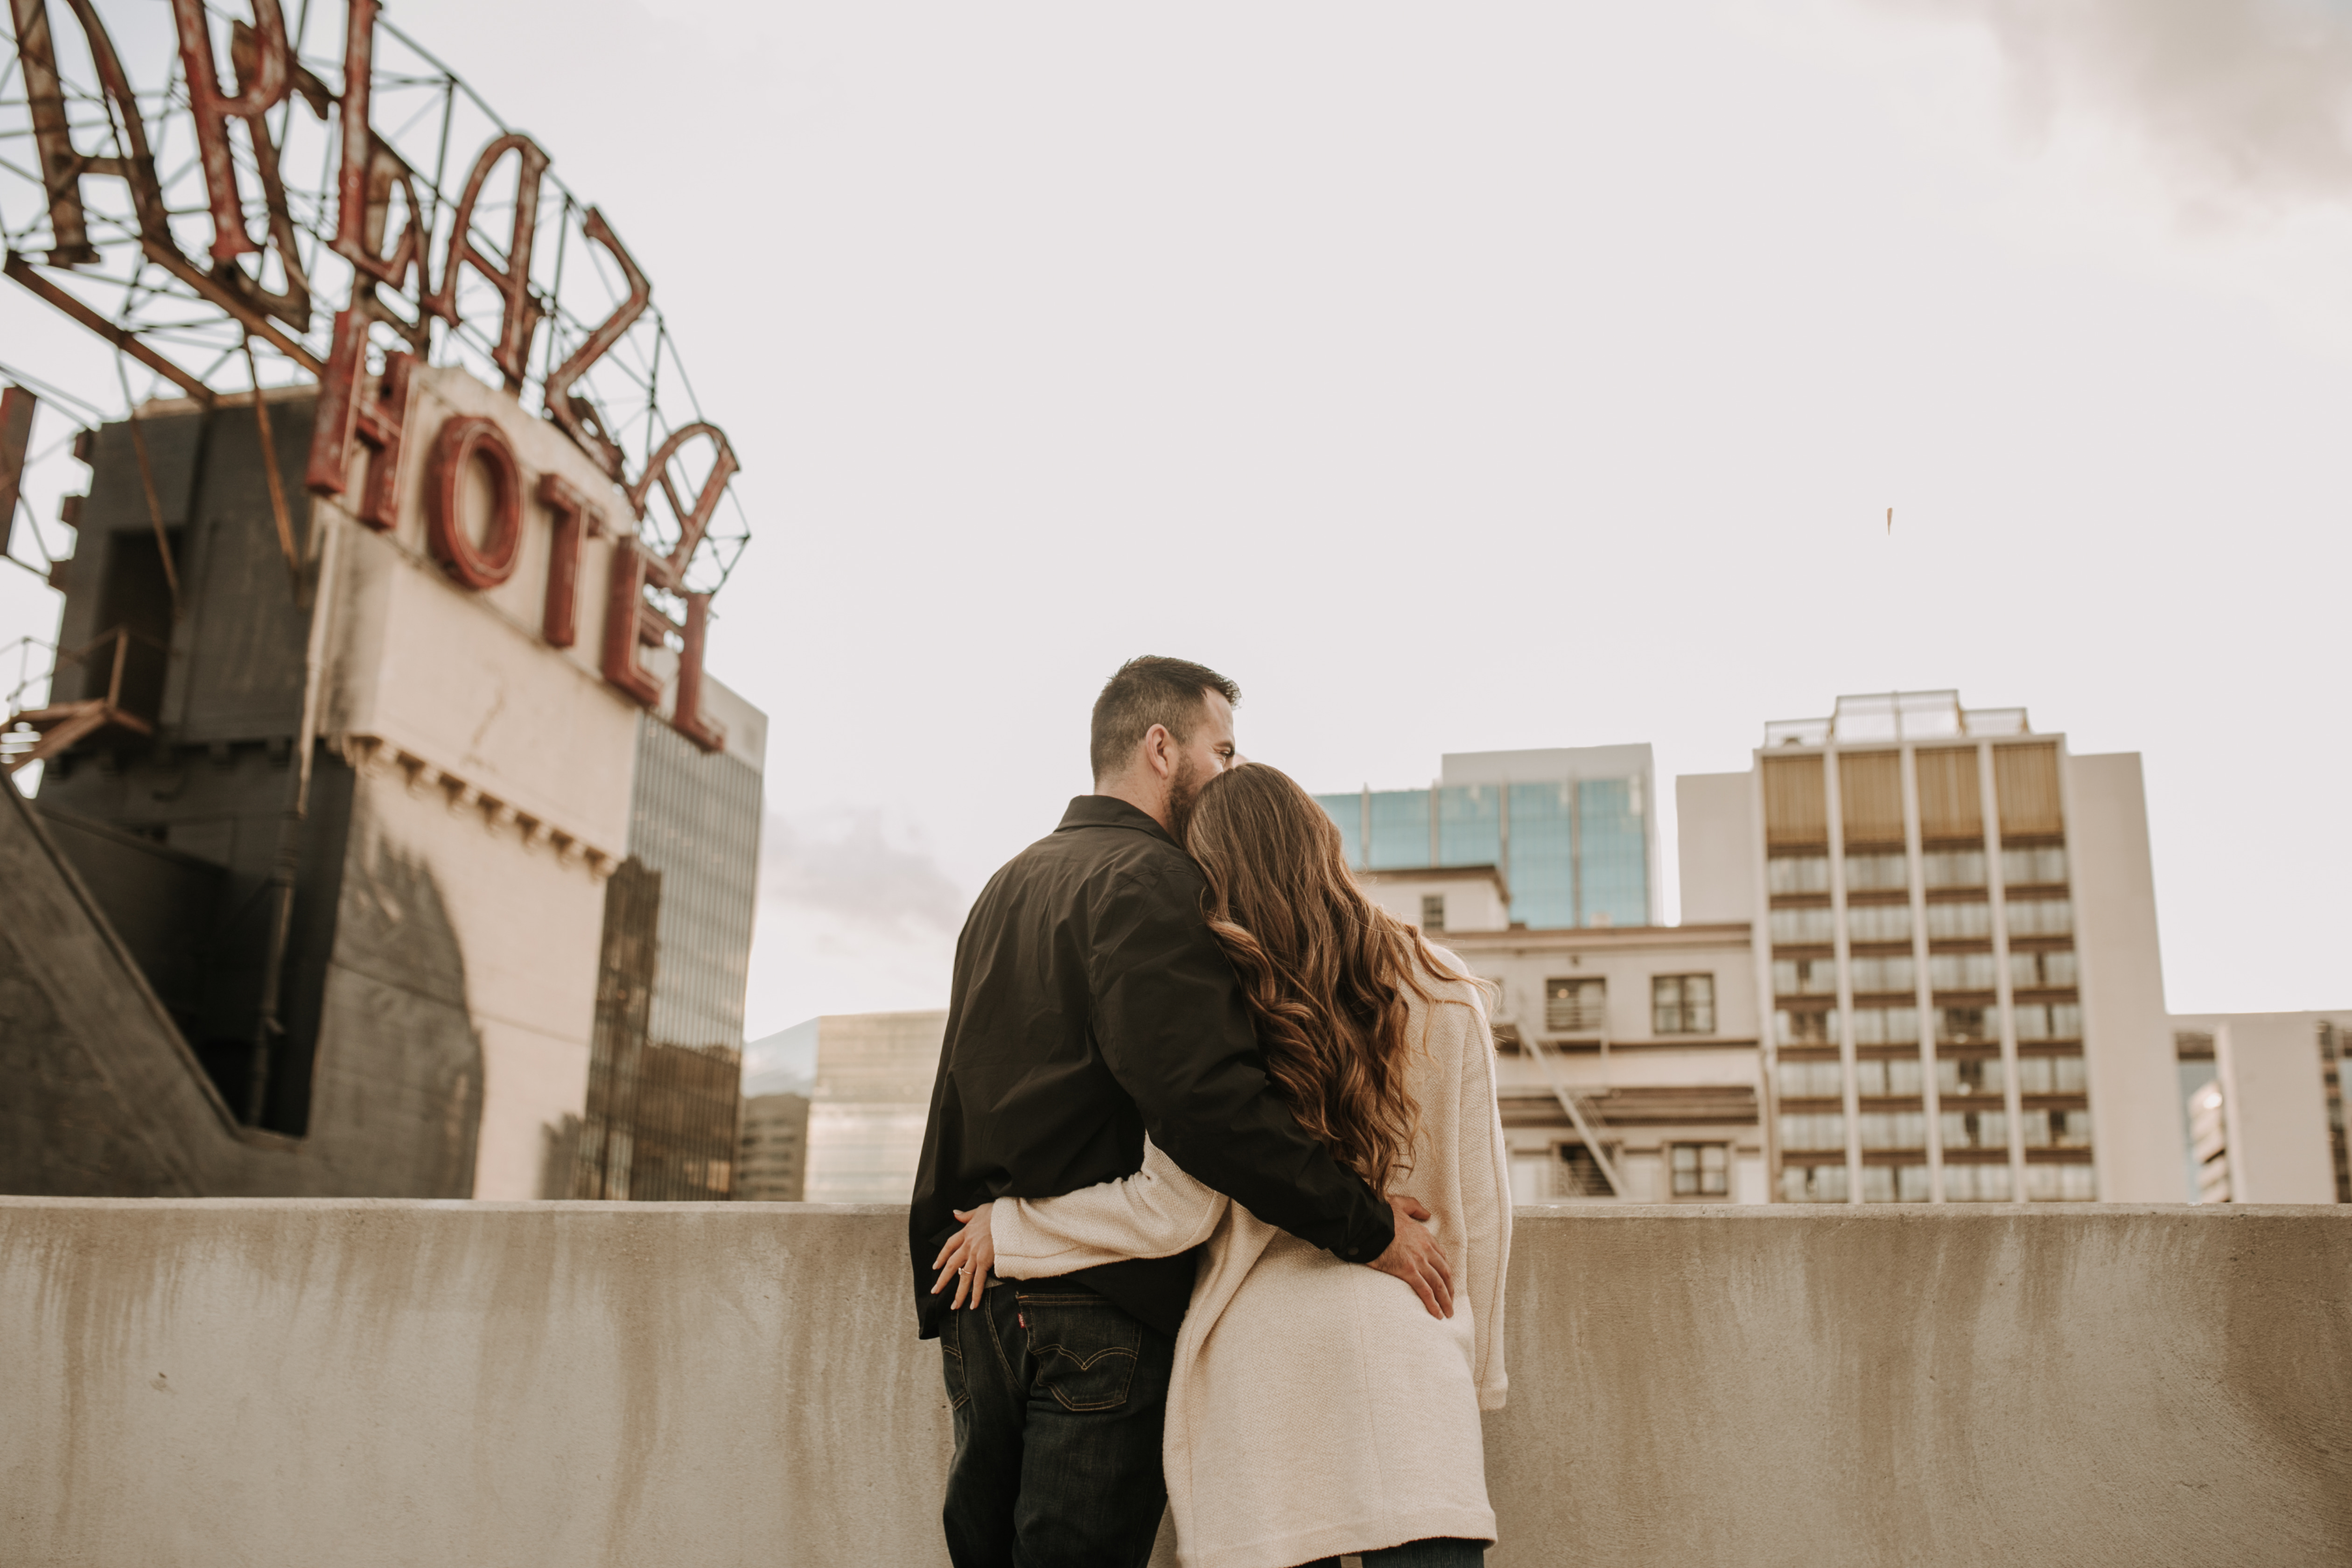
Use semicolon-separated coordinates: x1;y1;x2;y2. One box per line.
1184;763;1460;1197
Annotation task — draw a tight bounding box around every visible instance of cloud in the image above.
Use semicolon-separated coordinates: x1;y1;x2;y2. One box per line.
1876;0;2352;218
742;805;973;1034
759;805;972;938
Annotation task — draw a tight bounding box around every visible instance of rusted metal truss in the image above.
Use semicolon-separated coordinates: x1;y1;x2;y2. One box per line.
0;0;749;598
0;622;156;771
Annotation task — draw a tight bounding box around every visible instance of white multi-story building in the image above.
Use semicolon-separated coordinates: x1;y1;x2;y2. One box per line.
2170;1012;2351;1204
1358;867;1765;1205
1679;690;2177;1204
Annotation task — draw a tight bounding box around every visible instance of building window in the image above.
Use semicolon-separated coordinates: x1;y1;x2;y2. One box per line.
2014;1053;2087;1094
1775;1006;1838;1046
1846;903;1913;943
1848;954;1915;994
1767;853;1830;895
1421;894;1446;931
1772;956;1838;997
2002;844;2068;887
1857;1112;1928;1151
1922;848;1986;889
2003;897;2072;937
1854;1057;1924;1096
1652;974;1715;1034
1779;1112;1846;1152
1843;851;1908;892
1671;1143;1730;1197
1937;1055;2005;1097
1929;952;1998;993
1776;1058;1844;1099
1544;977;1605;1033
1779;1163;1849;1203
2009;948;2079;989
1936;1006;1996;1047
1925;900;1993;941
1768;905;1835;945
1859;1164;1927;1202
1849;1005;1919;1045
1940;1110;2008;1149
2025;1162;2097;1202
1943;1162;2013;1202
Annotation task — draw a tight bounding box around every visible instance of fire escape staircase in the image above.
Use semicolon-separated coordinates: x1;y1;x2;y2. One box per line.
1519;1025;1626;1199
1;627;155;774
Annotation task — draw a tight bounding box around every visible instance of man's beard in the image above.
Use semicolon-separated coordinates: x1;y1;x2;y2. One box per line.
1166;754;1210;845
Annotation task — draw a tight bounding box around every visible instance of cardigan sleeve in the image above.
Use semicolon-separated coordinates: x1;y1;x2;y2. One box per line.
1454;981;1514;1411
990;1136;1230;1279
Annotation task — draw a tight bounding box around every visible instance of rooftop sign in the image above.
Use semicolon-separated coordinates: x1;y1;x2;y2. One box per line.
0;0;747;601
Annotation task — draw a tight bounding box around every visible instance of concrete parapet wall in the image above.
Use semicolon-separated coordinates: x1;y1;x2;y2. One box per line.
2;1201;2345;1567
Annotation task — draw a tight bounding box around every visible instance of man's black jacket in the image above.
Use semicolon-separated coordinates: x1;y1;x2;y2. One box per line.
910;796;1396;1340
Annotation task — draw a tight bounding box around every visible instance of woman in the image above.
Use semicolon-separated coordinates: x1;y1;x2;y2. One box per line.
931;762;1513;1568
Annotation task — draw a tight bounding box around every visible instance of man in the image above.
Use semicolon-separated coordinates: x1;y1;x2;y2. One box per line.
910;655;1456;1568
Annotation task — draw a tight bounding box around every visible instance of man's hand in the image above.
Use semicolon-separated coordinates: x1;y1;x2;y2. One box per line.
930;1205;996;1310
1369;1195;1454;1319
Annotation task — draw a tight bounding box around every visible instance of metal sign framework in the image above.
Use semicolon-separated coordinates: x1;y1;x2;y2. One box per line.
0;0;748;599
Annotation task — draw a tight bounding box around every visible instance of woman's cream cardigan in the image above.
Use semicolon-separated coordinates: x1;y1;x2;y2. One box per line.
989;956;1513;1568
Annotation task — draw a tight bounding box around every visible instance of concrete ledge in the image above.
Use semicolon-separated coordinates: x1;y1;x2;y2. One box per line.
3;1201;2346;1566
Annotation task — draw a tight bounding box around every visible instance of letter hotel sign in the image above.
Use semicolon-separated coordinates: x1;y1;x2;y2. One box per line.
0;0;747;749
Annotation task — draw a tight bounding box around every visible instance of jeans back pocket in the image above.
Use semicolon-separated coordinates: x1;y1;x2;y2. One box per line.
1017;1292;1143;1413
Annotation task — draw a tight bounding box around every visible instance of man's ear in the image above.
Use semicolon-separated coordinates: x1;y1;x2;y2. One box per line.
1141;723;1174;779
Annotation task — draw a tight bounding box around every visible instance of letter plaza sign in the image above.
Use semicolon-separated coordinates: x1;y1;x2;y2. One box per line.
0;0;746;749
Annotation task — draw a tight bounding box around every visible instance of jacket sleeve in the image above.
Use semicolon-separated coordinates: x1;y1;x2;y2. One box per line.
1451;980;1514;1411
1089;865;1396;1264
991;1138;1228;1279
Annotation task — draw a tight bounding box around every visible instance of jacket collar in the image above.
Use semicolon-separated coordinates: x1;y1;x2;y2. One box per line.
1056;795;1181;850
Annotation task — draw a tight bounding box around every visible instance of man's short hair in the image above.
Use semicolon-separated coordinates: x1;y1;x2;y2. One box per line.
1090;656;1240;782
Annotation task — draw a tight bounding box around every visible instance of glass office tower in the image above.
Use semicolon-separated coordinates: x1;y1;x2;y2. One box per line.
1315;745;1658;930
573;700;764;1202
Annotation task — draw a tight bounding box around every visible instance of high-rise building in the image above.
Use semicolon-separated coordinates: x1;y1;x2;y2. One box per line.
801;1011;949;1203
569;705;766;1202
1679;691;2177;1204
1316;745;1660;930
737;1092;811;1202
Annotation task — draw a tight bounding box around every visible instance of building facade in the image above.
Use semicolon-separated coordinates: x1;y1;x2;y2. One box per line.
1354;863;1765;1204
3;365;764;1200
2169;1012;2351;1204
1679;691;2177;1204
1316;744;1661;930
738;1092;812;1203
569;702;766;1202
801;1011;950;1203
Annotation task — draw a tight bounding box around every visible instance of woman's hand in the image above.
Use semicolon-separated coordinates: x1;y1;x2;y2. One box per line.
930;1204;996;1310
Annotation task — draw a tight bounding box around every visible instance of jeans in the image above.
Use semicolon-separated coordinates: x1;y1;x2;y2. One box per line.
941;1277;1177;1568
1296;1542;1487;1568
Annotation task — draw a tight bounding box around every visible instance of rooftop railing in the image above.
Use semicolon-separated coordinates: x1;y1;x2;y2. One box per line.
1765;690;2033;748
3;1198;2344;1566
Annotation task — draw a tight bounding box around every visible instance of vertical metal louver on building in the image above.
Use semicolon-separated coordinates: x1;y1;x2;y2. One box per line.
1837;750;1904;848
1913;746;1983;843
1993;743;2064;838
1761;754;1827;847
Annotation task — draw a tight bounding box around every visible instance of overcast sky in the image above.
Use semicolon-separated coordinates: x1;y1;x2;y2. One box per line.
5;0;2348;1043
